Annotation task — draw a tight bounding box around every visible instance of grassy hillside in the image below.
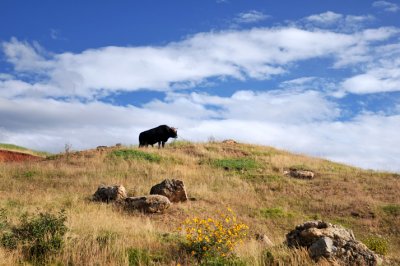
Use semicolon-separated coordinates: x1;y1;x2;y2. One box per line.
0;141;399;265
0;143;50;157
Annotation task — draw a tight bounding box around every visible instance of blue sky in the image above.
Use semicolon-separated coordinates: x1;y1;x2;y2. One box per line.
1;0;400;172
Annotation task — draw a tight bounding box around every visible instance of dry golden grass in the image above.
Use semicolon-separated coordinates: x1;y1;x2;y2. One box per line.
0;141;399;265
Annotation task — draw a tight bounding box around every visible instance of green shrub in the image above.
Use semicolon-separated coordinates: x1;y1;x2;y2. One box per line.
260;207;293;219
211;158;259;171
382;204;400;216
110;149;161;163
364;236;389;255
0;210;68;262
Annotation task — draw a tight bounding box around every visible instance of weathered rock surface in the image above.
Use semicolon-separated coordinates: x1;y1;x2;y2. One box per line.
286;220;378;265
283;168;315;179
222;139;237;144
150;179;188;203
124;195;171;213
96;145;107;151
93;185;127;203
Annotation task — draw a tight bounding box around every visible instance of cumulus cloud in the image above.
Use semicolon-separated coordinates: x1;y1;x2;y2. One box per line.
303;11;374;32
2;37;53;72
1;91;398;172
373;1;400;12
342;67;400;94
234;10;269;24
340;42;400;95
305;11;343;25
2;26;398;99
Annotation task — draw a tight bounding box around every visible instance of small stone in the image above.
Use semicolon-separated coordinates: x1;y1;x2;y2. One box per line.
255;233;274;247
284;169;315;179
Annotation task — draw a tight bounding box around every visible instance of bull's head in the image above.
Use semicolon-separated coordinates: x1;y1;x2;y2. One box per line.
170;127;178;138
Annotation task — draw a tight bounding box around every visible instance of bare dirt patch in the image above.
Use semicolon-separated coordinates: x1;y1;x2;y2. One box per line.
0;150;42;162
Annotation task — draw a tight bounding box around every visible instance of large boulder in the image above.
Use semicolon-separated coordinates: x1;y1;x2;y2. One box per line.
150;179;188;203
286;220;379;265
124;195;171;213
93;185;127;203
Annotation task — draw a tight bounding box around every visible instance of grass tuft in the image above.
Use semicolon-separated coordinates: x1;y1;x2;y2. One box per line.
109;149;161;163
260;207;293;219
364;236;389;255
382;204;400;217
210;158;259;171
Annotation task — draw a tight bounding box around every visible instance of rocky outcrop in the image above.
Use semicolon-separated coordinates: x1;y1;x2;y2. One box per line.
150;179;188;203
222;139;237;144
286;220;378;265
96;146;108;151
93;185;127;203
283;168;314;179
124;195;171;213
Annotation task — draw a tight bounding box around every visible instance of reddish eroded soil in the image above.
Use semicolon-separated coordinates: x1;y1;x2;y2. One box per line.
0;150;42;162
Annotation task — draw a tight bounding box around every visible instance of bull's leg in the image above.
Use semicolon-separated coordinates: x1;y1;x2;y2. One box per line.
162;142;165;148
158;142;161;149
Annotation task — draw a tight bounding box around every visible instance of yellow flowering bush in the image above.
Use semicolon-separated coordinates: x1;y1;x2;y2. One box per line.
178;208;249;262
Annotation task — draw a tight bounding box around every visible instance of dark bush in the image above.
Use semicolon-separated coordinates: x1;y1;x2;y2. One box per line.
0;210;68;262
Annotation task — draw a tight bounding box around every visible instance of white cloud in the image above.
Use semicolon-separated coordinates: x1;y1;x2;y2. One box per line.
234;10;269;24
2;37;53;72
306;11;343;25
0;89;399;172
373;1;400;12
303;12;374;32
2;26;398;99
342;67;400;94
340;42;400;95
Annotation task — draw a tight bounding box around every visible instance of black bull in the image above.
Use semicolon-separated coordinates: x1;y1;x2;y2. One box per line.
139;125;178;148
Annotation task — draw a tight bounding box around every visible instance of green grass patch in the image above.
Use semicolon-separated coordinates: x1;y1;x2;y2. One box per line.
382;204;400;216
110;149;161;163
127;248;165;266
211;158;259;171
364;236;389;255
168;140;193;148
